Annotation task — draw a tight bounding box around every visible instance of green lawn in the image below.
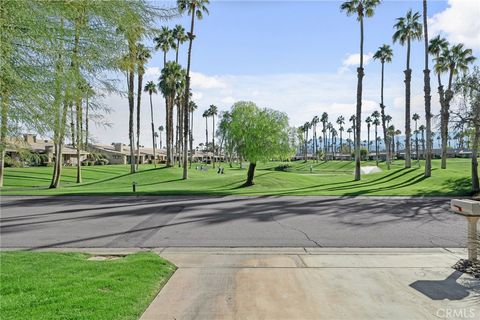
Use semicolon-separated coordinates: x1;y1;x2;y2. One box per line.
0;158;474;196
0;252;175;320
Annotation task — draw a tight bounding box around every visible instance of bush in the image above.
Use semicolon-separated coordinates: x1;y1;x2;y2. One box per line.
88;161;94;166
81;161;88;166
4;156;23;168
45;162;54;167
96;159;109;165
275;164;291;171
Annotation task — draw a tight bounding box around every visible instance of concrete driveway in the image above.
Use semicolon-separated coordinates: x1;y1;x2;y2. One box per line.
0;195;468;248
141;248;480;320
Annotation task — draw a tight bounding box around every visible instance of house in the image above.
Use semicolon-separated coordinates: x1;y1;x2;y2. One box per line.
5;134;88;166
89;143;168;164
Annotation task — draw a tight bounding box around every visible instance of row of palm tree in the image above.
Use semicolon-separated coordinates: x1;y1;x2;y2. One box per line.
340;0;475;181
125;0;209;180
202;105;218;166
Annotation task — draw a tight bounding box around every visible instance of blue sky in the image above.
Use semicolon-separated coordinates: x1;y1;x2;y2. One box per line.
93;0;480;147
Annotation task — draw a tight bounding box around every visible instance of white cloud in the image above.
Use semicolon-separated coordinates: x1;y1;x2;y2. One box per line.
429;0;480;50
190;71;227;89
92;70;441;147
338;52;374;73
145;67;161;77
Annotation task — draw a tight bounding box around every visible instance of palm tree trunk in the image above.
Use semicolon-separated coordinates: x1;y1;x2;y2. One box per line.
379;61;390;169
183;8;196;179
441;68;455;169
128;68;136;173
354;15;364;181
136;72;143;170
205;116;208;146
423;0;432;177
149;93;156;168
212;114;216;168
189;109;194;167
367;125;370;153
404;38;412;168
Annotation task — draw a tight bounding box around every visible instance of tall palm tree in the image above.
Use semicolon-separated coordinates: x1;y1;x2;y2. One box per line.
428;35;449;170
135;44;151;169
178;0;210;179
336;115;345;157
326;122;333;156
144;81;157;167
372;118;380;164
435;43;475;169
158;61;185;167
321;112;328;161
202;109;209;147
373;44;393;168
340;0;380;180
365;116;372;153
189;100;198;166
154;26;176;66
422;0;432;177
209;104;218;167
311;116;319;161
412;113;420;163
393;9;422;169
304;121;311;161
172;24;188;63
347;127;353;155
349;115;356;149
331;128;338;158
158;125;164;149
419;124;426;160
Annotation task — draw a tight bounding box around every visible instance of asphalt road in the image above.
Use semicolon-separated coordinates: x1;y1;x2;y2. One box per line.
0;195;469;248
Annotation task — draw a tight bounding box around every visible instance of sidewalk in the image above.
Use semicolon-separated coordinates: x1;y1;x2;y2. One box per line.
141;248;480;320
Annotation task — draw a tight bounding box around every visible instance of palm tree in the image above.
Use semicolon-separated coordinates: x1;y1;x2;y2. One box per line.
422;0;432;177
172;24;188;63
428;35;449;169
158;125;164;149
394;128;402;156
349;115;356;154
331;128;338;158
326;122;333;157
159;61;185;167
336;116;345;157
347;127;353;155
340;0;380;180
144;81;157;167
412;113;420;163
365;116;372;153
321;112;328;161
419;124;426;160
209;104;218;167
435;43;475;169
372;111;380;165
135;44;151;169
373;44;393;168
189;100;198;166
177;0;210;179
311;116;319;161
304;121;311;161
154;26;176;66
393;9;422;169
202;109;209;147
